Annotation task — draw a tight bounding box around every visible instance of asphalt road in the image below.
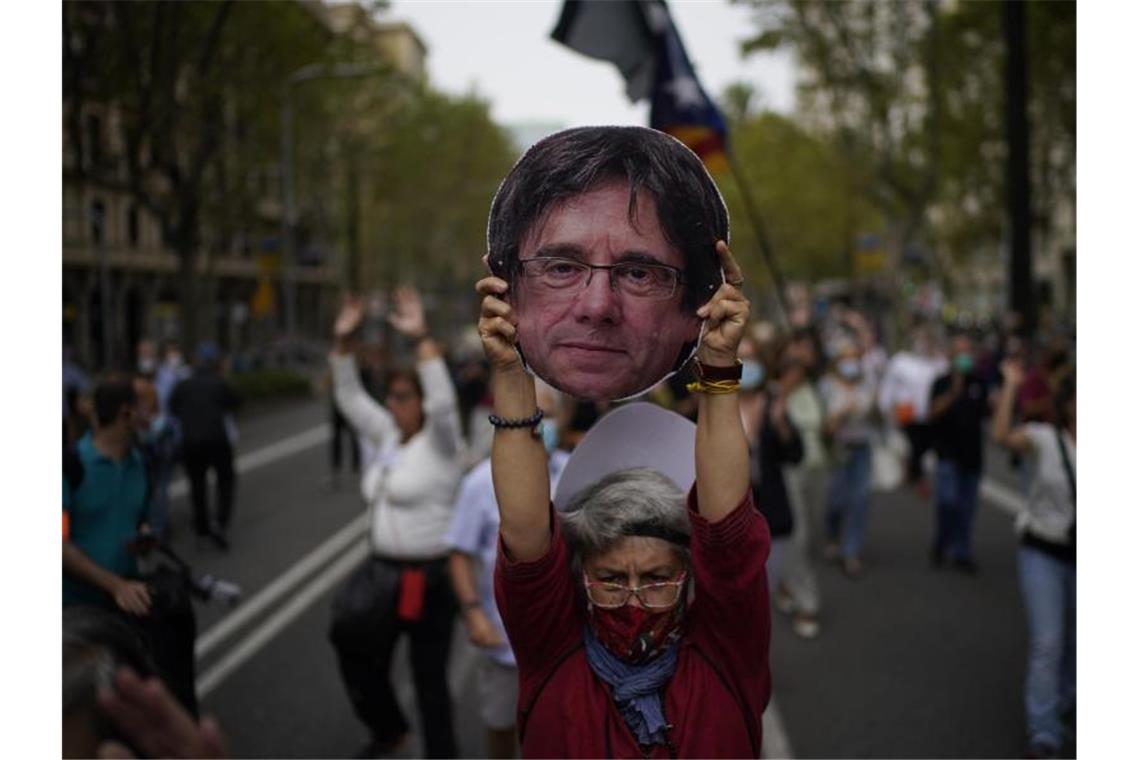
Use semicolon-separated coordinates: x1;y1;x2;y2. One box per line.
160;397;1066;759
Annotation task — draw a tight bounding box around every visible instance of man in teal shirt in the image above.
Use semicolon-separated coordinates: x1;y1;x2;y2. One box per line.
63;374;152;615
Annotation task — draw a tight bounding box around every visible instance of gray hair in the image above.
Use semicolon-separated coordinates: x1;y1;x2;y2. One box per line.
561;468;691;564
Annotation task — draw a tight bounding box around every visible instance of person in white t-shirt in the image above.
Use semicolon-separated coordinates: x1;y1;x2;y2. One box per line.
994;359;1076;758
327;287;464;758
877;325;948;489
444;380;569;758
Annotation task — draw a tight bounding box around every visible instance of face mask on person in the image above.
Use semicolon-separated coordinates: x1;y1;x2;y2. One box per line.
954;353;974;375
539;418;560;454
137;358;156;375
837;358;861;380
587;602;684;665
740;360;765;391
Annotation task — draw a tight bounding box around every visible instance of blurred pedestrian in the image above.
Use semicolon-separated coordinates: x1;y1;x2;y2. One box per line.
169;342;241;551
148;341;188;541
321;363;361;491
994;361;1076;758
327;287;463;759
475;242;771;757
444;380;569;759
821;339;877;578
739;334;803;593
927;333;988;573
877;323;948;493
64;373;154;617
777;337;828;638
64;344;91;446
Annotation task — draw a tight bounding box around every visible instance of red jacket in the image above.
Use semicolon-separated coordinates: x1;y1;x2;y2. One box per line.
495;489;771;758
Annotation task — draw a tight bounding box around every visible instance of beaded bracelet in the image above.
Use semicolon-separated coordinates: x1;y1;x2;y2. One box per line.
488;409;545;429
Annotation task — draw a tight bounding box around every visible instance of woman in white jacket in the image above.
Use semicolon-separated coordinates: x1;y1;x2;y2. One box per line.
327;287;463;758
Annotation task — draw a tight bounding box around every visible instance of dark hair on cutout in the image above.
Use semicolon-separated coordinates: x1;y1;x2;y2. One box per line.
486;126;728;312
92;373;138;427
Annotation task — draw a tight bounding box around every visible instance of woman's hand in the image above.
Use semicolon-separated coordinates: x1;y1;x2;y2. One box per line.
332;295;365;354
475;276;523;373
388;286;428;339
696;241;751;366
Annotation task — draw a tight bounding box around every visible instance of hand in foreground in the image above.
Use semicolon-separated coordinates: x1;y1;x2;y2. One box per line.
696;241;751;366
111;579;151;617
97;668;226;759
1000;358;1025;390
463;606;507;649
388;286;428;339
475;276;522;372
332;295;365;344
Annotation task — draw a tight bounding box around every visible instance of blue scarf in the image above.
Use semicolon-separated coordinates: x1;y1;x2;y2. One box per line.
583;625;679;746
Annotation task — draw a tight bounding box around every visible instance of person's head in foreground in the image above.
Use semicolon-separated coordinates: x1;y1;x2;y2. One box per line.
63;607;155;759
562;467;691;664
487;125;727;401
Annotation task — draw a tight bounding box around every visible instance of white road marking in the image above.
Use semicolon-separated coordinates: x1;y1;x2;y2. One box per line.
762;697;794;759
170;425;330;499
195;511;369;659
196;538;370;698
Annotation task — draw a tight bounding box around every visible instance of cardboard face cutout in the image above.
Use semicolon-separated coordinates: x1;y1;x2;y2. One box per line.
487;126;728;402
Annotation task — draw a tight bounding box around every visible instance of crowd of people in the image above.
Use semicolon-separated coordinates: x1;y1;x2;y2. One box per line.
62;126;1076;760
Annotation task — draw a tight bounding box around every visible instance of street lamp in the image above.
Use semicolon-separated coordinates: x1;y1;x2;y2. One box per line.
279;62;406;362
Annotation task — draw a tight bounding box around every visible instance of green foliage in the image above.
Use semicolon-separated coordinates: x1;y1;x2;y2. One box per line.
230;368;313;401
719;108;881;282
735;0;1076;276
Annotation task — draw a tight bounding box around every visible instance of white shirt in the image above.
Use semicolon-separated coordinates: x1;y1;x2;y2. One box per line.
877;350;949;423
442;452;569;667
1017;423;1076;545
331;354;463;559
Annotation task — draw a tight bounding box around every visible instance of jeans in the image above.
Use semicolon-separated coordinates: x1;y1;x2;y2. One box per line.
826;443;872;560
1018;546;1076;750
933;460;981;561
781;465;825;614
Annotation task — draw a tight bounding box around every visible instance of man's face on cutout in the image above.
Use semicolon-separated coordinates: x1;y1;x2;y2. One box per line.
512;182;702;401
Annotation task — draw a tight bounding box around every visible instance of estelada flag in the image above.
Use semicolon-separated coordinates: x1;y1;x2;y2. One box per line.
551;0;729;174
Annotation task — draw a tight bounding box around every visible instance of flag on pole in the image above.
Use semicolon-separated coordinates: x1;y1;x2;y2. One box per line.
551;0;729;173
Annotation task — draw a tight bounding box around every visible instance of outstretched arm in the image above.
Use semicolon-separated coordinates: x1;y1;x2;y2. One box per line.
993;359;1034;453
329;295;397;446
476;275;550;561
693;242;752;523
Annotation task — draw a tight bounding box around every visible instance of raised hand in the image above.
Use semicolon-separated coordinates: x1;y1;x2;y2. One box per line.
332;295;365;343
475;276;523;372
97;667;227;759
1000;358;1025;390
696;241;751;366
388;286;428;339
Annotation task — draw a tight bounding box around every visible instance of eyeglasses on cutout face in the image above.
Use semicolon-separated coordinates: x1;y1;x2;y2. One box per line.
519;257;684;301
582;571;688;609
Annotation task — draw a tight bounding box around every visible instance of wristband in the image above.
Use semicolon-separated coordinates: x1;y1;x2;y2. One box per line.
488;409;545;430
695;359;743;381
686;379;741;396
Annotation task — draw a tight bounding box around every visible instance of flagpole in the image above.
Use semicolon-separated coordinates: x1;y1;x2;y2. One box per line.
725;148;792;328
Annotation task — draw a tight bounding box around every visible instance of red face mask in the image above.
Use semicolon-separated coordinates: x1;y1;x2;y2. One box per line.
587;601;684;665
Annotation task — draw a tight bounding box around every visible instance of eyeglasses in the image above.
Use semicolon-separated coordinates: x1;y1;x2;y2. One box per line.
519;257;684;300
583;571;688;609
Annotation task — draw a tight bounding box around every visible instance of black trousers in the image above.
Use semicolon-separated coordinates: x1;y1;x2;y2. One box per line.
329;555;458;758
182;440;236;535
330;404;360;473
903;422;933;483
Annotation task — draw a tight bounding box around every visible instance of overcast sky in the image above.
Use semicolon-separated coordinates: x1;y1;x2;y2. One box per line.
384;0;797;128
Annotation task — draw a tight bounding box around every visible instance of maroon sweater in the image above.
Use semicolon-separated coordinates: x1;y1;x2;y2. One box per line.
495;489;771;758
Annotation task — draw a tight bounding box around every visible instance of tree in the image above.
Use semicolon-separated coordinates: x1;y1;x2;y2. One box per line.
718;104;881;286
63;1;334;351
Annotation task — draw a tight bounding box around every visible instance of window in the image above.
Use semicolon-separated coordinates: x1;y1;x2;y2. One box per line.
90;200;106;245
127;204;140;248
